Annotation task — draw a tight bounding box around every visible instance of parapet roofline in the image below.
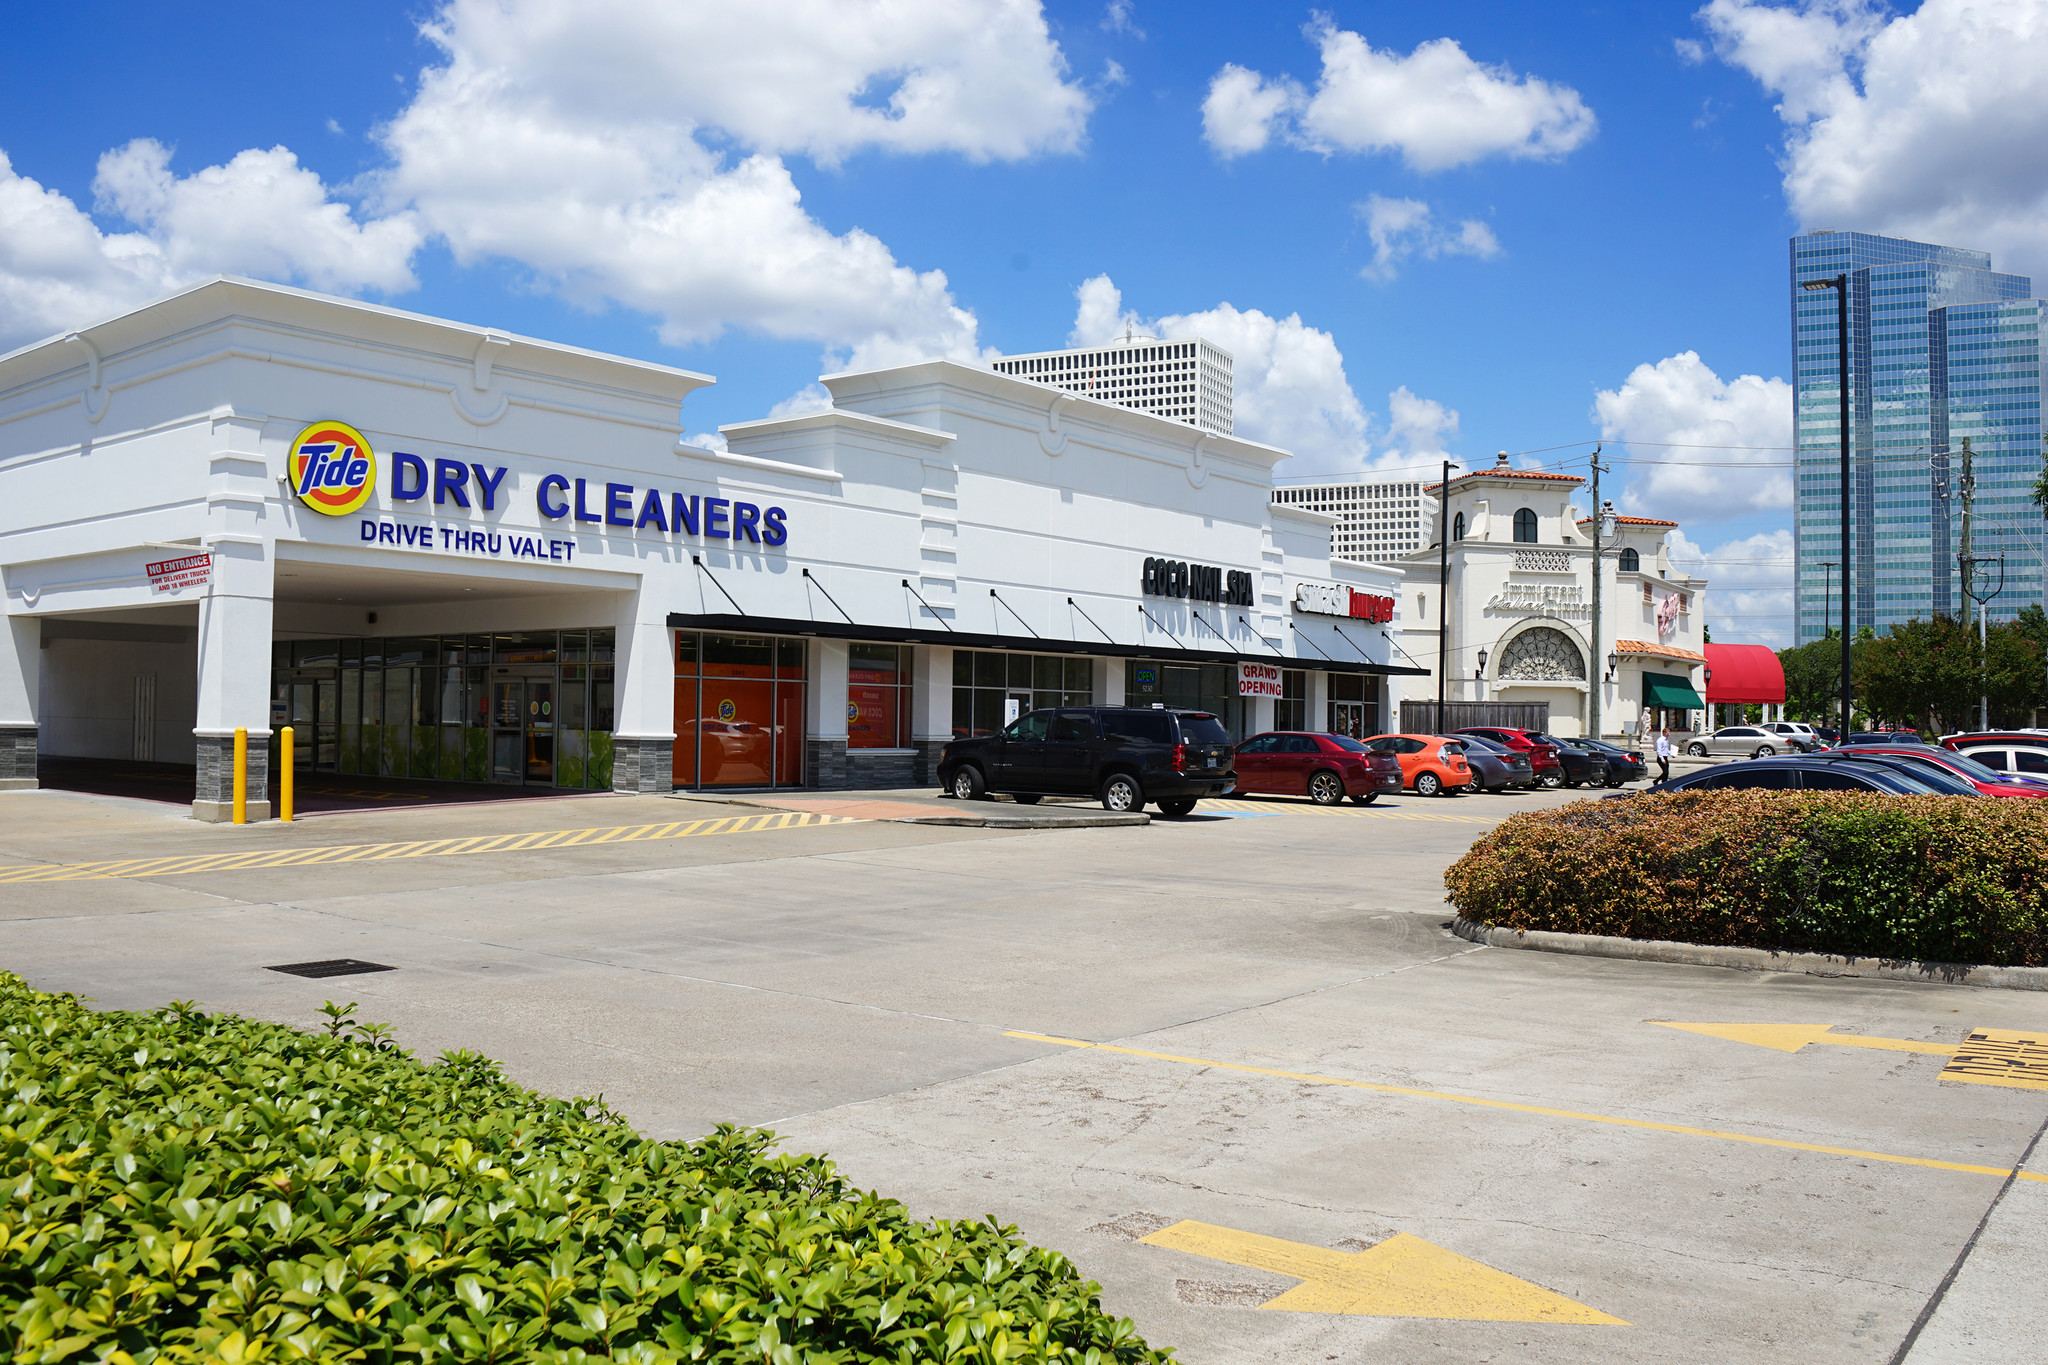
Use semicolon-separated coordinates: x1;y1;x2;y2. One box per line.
0;275;717;401
718;407;956;447
819;357;1293;468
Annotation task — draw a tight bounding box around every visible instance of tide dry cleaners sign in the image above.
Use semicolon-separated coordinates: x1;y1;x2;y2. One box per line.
1294;580;1393;623
287;420;788;561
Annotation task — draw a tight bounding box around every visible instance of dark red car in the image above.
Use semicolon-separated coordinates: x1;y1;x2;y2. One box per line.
1844;745;2048;799
1232;731;1406;805
1453;726;1564;788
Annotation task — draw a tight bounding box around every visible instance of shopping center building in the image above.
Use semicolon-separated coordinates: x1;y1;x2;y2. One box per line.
0;278;1419;818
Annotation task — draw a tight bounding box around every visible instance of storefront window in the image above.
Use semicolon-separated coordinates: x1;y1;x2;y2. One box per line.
672;631;803;788
277;630;613;789
951;650;1092;737
848;644;911;748
1325;673;1379;739
1275;669;1308;731
1129;659;1243;740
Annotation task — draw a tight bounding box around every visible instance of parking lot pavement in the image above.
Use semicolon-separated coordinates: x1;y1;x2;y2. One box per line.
3;779;2042;1363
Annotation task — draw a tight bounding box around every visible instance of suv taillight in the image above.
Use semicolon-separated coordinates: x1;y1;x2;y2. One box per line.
1171;743;1187;771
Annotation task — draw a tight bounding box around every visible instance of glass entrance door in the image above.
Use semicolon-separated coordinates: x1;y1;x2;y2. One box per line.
491;680;524;782
287;678;338;771
525;677;555;783
1328;701;1368;739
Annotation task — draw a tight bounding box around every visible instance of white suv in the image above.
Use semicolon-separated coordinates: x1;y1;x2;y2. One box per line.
1761;722;1823;752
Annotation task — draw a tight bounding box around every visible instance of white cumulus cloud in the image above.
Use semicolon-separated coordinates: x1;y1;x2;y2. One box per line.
0;143;418;350
1357;194;1500;281
3;1;1095;367
1669;527;1795;648
1202;17;1595;171
1593;351;1794;524
1064;274;1463;478
373;0;1099;367
1698;0;2048;276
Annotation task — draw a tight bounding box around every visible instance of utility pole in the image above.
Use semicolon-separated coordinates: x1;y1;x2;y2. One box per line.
1959;436;1975;631
1436;457;1451;733
1587;445;1606;740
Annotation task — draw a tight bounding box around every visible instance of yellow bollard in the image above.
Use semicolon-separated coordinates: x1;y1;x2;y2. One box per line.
280;726;294;822
233;726;247;825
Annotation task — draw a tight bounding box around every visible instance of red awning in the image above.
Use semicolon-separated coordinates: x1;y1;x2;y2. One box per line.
1704;643;1784;704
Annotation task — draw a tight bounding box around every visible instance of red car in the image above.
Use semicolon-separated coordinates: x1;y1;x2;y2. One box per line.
1232;731;1406;805
1453;726;1565;788
1845;745;2048;799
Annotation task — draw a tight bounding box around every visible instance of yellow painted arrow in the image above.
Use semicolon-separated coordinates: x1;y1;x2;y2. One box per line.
1139;1220;1627;1325
1653;1021;1954;1056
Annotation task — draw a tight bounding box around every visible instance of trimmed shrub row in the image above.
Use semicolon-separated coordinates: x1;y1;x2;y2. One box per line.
0;976;1169;1364
1443;791;2048;966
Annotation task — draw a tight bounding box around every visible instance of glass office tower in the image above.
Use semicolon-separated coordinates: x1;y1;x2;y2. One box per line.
1791;231;2043;644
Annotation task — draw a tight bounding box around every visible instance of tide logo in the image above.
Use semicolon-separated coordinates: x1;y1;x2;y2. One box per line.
288;420;377;516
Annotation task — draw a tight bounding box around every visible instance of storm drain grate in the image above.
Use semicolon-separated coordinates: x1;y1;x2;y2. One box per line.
266;959;396;980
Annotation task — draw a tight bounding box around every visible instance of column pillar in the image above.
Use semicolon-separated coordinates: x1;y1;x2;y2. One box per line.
0;614;38;790
1097;656;1125;706
910;645;953;785
806;638;850;788
610;584;675;794
191;540;273;821
1307;669;1330;732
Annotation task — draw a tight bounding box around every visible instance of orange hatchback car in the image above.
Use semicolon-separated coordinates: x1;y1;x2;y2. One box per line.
1362;733;1474;796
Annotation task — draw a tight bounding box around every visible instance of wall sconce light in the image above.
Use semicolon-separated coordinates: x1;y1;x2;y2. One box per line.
1605;649;1619;682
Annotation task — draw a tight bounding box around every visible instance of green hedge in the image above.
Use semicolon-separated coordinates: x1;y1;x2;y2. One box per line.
1444;791;2048;965
0;977;1168;1364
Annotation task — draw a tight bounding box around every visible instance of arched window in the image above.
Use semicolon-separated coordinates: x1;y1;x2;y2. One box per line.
1512;508;1538;543
1619;547;1640;573
1496;627;1587;681
1452;511;1466;541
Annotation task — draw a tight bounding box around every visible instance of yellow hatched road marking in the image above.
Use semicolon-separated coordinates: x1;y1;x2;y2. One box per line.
1141;1220;1627;1324
0;810;855;884
1003;1032;2048;1186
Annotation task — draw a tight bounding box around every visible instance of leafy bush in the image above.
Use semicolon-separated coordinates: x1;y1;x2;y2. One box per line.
0;975;1168;1364
1444;791;2048;965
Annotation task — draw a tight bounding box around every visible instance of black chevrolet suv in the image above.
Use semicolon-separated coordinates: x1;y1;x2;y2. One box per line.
937;707;1236;814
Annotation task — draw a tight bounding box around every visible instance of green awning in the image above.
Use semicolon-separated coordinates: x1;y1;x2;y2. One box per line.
1641;671;1707;709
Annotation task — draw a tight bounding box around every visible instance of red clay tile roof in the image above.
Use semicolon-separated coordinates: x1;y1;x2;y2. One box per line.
1577;514;1678;527
1615;638;1706;663
1426;468;1585;492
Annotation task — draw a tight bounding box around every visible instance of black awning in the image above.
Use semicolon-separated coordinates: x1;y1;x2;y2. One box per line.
664;611;1429;677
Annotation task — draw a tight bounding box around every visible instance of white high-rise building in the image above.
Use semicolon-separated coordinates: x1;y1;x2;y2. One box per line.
992;334;1233;434
1272;477;1430;562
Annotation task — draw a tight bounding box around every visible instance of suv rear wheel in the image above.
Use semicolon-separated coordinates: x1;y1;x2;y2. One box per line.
1307;771;1344;805
1099;771;1144;812
1156;797;1197;817
1350;792;1378;805
1011;793;1042;805
1414;771;1443;797
950;766;987;801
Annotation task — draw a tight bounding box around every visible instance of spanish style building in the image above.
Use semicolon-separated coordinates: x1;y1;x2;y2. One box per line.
1386;454;1709;739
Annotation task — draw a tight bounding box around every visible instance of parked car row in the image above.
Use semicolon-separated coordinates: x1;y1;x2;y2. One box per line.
1637;743;2048;798
935;710;1654;814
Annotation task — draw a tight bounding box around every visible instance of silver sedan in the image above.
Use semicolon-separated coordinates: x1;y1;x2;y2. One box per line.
1685;726;1787;759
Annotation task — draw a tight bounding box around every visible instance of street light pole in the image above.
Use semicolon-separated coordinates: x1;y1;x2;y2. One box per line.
1436;457;1450;734
1588;444;1606;741
1802;272;1852;735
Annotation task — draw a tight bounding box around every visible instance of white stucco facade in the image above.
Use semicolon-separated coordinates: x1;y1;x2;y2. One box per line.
0;278;1415;818
1389;455;1709;740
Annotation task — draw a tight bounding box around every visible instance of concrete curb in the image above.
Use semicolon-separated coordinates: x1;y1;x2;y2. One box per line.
1450;916;2048;992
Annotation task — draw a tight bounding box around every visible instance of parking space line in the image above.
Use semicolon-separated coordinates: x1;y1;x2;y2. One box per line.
1004;1032;2048;1185
0;810;857;884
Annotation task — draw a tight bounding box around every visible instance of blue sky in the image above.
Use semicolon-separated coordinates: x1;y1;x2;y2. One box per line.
5;1;2038;646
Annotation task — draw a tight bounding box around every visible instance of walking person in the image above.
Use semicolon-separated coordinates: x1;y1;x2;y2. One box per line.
1655;727;1673;784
